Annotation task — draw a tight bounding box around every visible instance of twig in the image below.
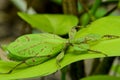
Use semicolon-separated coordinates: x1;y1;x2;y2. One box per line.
103;5;117;17
79;0;95;21
62;0;78;15
92;57;115;75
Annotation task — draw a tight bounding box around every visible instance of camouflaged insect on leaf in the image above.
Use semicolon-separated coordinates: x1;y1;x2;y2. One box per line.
7;33;67;65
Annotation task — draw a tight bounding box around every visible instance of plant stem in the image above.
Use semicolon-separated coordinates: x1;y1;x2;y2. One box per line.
79;0;101;26
61;67;67;80
79;0;95;21
90;0;102;15
69;60;85;80
113;57;120;76
62;0;78;15
92;57;115;75
26;0;32;10
89;58;100;75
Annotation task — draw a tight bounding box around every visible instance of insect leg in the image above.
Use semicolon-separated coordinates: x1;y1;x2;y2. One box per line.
56;42;69;68
0;54;52;74
56;51;65;67
0;61;25;74
24;54;52;66
87;49;107;57
69;26;77;43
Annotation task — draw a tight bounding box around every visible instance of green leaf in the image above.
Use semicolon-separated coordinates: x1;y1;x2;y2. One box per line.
75;16;120;56
0;16;120;79
76;16;120;37
95;7;107;18
18;12;78;35
81;75;120;80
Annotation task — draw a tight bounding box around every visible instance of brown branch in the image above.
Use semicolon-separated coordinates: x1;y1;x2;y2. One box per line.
79;0;95;21
62;0;78;15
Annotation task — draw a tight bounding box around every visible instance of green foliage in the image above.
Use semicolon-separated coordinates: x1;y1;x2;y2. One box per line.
18;12;78;35
94;7;107;18
81;75;120;80
76;16;120;38
0;16;120;80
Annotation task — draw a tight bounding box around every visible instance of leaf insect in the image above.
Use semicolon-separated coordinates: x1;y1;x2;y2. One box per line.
0;26;120;74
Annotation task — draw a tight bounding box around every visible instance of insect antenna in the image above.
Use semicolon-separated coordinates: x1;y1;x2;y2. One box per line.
0;54;55;74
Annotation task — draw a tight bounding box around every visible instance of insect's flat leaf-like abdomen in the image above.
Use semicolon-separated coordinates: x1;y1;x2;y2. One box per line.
7;33;67;61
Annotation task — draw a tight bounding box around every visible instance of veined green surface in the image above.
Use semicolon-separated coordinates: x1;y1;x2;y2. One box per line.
76;16;120;38
18;12;78;35
7;33;66;61
0;16;120;79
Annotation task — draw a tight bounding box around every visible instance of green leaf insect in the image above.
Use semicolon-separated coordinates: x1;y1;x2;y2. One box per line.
0;27;120;74
0;33;67;73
